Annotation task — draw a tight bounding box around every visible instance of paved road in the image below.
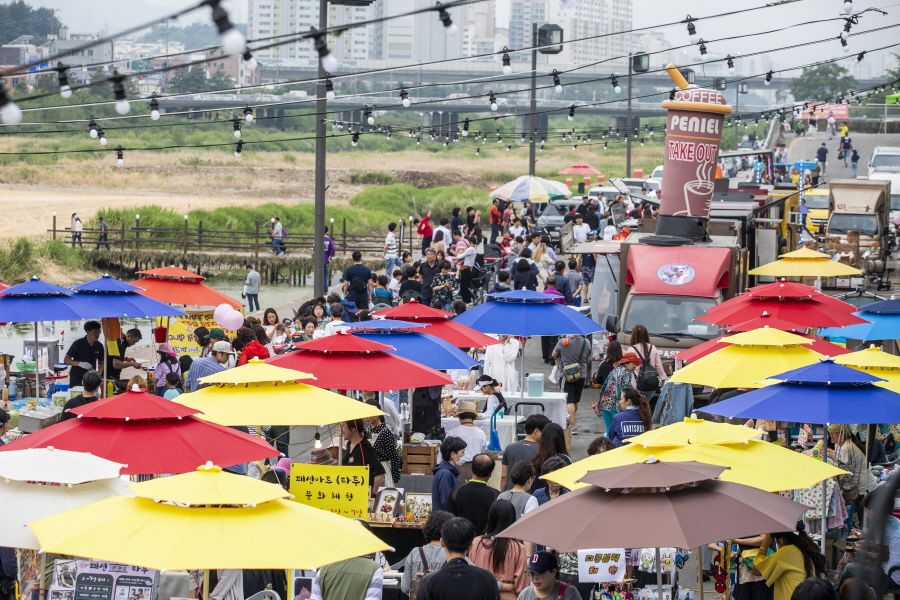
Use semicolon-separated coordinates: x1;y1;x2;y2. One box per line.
786;131;900;180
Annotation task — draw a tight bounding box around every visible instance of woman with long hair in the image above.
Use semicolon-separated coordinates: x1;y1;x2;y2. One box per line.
609;388;652;446
468;500;529;600
262;308;280;339
594;340;623;388
754;523;826;600
431;230;447;255
513;258;538;291
627;324;667;403
530;423;571;493
472;225;486;267
828;424;877;511
237;327;270;366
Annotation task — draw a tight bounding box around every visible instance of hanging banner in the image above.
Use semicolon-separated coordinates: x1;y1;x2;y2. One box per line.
165;311;240;356
71;560;158;600
577;549;627;583
290;463;369;519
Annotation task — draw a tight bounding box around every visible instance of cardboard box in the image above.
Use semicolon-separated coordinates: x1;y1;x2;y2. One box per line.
402;443;437;474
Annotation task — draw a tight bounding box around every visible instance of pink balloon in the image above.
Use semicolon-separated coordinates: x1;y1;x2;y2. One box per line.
213;303;232;322
222;310;245;331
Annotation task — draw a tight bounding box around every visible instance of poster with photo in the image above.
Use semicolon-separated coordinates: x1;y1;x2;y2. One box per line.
73;561;158;600
290;570;316;600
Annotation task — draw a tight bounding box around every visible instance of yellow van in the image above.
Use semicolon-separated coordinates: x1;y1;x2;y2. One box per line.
801;188;830;234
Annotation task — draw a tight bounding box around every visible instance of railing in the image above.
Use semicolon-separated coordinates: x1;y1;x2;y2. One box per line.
49;216;408;259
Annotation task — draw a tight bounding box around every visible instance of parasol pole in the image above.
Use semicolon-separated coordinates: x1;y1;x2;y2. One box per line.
34;321;41;398
820;425;829;555
520;341;526;403
697;547;704;600
202;569;210;600
656;548;663;600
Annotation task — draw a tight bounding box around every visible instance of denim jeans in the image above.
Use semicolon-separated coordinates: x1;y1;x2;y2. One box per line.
273;238;284;255
442;301;452;312
851;163;858;177
602;409;615;434
490;223;501;244
388;387;409;410
246;293;260;312
384;256;401;277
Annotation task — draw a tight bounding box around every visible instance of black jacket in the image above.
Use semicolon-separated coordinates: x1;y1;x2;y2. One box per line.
418;558;500;600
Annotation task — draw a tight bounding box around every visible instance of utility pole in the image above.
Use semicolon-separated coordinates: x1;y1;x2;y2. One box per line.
625;52;633;176
313;0;328;296
528;22;537;177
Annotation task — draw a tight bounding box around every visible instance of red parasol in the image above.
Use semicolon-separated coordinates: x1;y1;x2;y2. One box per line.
697;296;867;327
722;311;809;332
0;417;277;475
374;302;500;349
266;331;452;391
676;333;851;363
70;387;200;420
132;266;241;308
557;163;603;175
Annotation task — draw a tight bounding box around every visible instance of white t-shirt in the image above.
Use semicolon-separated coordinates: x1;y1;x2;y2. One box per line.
323;319;348;336
384;232;398;259
272;222;283;239
877;516;900;584
509;225;526;238
572;223;591;243
445;424;486;464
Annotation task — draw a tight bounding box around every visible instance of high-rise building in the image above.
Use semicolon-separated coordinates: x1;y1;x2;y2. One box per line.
509;0;549;62
370;0;464;63
545;0;631;68
247;0;371;65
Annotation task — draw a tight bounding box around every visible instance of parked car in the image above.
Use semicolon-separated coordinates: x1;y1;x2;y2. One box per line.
868;146;900;176
536;199;579;242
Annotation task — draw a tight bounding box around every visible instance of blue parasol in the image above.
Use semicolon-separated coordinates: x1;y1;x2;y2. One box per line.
71;275;187;318
340;321;476;370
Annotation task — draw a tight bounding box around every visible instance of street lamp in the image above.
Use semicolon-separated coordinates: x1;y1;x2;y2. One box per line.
529;23;564;177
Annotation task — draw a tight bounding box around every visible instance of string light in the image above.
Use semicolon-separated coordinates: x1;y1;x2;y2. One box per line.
209;0;246;56
764;70;773;85
364;105;374;125
841;18;853;40
699;40;707;56
506;145;511;151
111;70;130;115
684;15;699;45
640;138;645;146
242;50;258;71
55;62;71;99
115;145;124;167
552;69;562;93
462;118;470;136
437;2;457;35
314;431;322;449
149;93;160;120
232;116;242;138
234;140;243;158
857;51;866;61
611;75;621;93
475;148;480;156
604;141;608;150
568;105;576;121
1;84;23;124
399;87;410;107
88;117;98;138
324;76;335;101
311;27;338;72
840;36;849;52
726;55;736;75
489;91;498;111
501;47;512;75
844;0;853;14
97;128;108;146
351;131;359;147
668;89;676;101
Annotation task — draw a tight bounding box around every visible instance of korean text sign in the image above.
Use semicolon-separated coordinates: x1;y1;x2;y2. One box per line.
165;311;239;357
577;549;627;583
290;463;368;519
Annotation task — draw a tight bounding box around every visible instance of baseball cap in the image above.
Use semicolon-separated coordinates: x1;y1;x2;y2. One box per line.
211;341;235;354
205;328;226;340
525;551;558;574
158;342;177;357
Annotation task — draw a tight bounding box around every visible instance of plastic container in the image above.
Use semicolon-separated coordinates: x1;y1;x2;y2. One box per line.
153;326;168;343
9;378;17;401
526;373;544;397
55;383;70;393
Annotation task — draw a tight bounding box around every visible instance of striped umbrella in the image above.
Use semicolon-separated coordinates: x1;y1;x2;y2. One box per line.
489;175;573;202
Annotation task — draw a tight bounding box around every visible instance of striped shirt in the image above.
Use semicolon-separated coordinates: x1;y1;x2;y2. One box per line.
185;356;227;392
384;232;397;259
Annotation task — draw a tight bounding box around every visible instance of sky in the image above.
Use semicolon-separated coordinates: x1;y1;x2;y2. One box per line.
14;0;900;75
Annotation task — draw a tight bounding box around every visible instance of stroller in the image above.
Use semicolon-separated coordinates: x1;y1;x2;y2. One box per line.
469;261;498;304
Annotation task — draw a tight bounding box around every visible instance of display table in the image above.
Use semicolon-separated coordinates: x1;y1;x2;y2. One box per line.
368;522;425;566
440;415;523;449
453;391;568;428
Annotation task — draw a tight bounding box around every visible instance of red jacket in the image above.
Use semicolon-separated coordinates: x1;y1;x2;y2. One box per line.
417;215;433;238
238;340;270;366
489;206;503;225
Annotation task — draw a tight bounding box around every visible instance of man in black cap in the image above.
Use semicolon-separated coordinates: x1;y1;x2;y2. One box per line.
519;552;581;600
64;320;104;387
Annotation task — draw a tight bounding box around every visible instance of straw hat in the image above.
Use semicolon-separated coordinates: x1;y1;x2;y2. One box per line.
615;352;643;367
457;401;478;414
308;448;337;466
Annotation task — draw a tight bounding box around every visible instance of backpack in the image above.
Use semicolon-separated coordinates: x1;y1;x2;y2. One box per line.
351;276;367;295
557;583;573;599
634;345;660;392
408;547;432;600
280;226;289;237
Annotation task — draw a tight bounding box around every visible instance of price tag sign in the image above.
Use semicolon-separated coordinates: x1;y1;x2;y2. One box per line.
290;463;368;519
577;549;627;583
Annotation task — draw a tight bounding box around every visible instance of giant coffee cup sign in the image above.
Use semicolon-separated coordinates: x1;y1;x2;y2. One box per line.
656;65;732;238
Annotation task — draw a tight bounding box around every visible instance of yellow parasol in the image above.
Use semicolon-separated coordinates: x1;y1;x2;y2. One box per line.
668;328;823;388
748;248;862;277
627;417;760;447
199;358;315;384
545;433;847;493
128;461;290;505
835;346;900;393
179;358;383;426
28;463;389;571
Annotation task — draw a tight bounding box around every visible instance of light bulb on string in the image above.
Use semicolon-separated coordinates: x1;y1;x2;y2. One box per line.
98;128;107;146
726;55;736;76
242;50;258;71
324;76;335;101
698;40;707;56
364;105;375;126
115;145;124;167
55;62;71;99
684;15;699;45
611;75;621;93
552;69;562;93
437;2;457;35
311;27;338;72
351;132;359;147
568;105;576;121
233;116;242;138
840;36;849;53
88;117;98;138
462;118;470;136
489;91;498;111
501;47;512;75
764;70;773;85
844;0;853;13
234;140;243;158
399;87;410;107
150;93;160;120
111;70;130;115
